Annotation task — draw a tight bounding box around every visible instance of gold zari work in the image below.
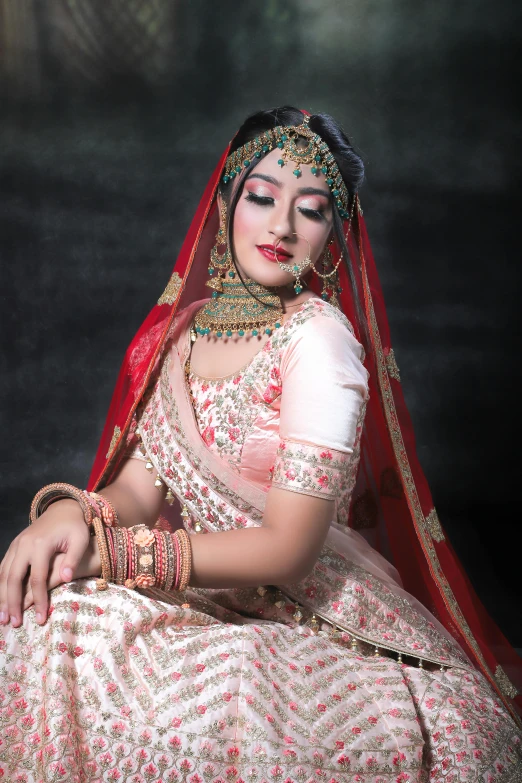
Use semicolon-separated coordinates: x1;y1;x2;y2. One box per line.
105;425;121;459
157;271;182;305
361;262;522;727
495;665;520;699
385;348;401;381
426;508;445;543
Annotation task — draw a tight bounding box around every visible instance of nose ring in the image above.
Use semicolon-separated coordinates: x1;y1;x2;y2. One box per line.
274;233;312;295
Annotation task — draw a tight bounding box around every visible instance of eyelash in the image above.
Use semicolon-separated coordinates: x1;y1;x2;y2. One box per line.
245;192;325;222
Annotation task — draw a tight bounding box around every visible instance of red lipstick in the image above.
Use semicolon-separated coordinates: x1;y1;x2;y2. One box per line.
256;244;293;263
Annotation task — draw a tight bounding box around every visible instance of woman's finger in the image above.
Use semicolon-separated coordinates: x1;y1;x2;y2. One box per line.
22;586;34;612
0;545;16;624
23;551;63;615
6;553;31;627
28;548;53;624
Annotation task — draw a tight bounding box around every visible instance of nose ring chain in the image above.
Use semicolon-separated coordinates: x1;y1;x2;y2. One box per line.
274;233;312;295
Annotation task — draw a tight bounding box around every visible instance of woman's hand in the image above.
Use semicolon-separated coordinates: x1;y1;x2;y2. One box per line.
21;532;101;615
0;499;93;627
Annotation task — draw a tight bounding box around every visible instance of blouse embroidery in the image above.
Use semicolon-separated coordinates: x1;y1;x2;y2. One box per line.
186;370;256;470
130;298;369;517
272;392;367;501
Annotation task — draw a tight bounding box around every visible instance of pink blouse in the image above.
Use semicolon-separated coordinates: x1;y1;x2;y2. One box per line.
184;298;370;522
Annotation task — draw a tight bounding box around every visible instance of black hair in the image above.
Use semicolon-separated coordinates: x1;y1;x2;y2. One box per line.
220;105;369;352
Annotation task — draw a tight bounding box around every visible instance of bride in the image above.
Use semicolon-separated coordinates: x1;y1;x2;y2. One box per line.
1;106;520;782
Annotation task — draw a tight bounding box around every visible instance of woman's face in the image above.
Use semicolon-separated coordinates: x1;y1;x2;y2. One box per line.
228;147;334;289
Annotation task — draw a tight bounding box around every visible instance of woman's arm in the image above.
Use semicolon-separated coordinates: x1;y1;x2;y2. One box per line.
105;458;333;585
4;459;331;627
189;487;333;588
97;455;168;530
98;465;332;587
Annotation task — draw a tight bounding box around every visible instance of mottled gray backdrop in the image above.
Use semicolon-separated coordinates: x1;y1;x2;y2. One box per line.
1;1;521;643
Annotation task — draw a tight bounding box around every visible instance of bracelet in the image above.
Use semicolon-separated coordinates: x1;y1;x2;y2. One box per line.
172;532;181;590
173;528;192;592
91;521;192;594
130;525;156;589
87;491;120;527
93;516;112;591
30;483;94;531
163;528;176;592
109;525;127;585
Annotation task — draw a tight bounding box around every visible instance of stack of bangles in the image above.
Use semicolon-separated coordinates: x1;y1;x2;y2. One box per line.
29;482;193;593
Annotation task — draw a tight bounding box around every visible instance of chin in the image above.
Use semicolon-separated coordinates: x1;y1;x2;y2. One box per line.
236;264;290;289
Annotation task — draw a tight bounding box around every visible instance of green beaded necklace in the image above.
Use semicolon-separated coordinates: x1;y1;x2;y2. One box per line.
191;275;284;341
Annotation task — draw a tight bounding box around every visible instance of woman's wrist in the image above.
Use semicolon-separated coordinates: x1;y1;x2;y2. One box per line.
75;534;102;580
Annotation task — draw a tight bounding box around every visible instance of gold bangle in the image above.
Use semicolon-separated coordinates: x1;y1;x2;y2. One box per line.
93;517;112;591
174;528;192;592
130;525;156;589
30;483;94;531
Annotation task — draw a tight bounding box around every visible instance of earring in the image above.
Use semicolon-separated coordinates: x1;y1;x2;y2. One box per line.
275;233;311;295
207;200;233;293
309;196;357;307
317;238;341;305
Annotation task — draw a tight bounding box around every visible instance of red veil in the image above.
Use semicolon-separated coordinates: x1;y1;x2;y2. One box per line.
86;135;522;727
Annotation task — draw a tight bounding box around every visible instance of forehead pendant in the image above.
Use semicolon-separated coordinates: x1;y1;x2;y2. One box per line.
223;117;351;219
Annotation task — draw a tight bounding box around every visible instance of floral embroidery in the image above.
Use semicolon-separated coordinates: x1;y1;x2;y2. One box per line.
272;439;353;499
0;579;520;782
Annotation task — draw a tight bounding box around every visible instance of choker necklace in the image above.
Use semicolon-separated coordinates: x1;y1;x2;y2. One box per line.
191;278;284;341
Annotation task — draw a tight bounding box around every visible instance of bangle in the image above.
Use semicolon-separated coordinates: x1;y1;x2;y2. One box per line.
106;524;117;581
174;528;192;592
30;483;94;531
130;525;156;589
163;528;176;592
93;517;112;591
172;532;181;590
110;526;127;585
87;491;119;527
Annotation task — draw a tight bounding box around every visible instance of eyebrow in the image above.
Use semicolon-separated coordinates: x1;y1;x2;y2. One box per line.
245;173;331;200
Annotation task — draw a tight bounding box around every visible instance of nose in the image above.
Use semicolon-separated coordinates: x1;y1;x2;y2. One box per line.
267;199;295;243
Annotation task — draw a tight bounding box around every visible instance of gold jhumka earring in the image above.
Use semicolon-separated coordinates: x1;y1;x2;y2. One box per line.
206;200;233;294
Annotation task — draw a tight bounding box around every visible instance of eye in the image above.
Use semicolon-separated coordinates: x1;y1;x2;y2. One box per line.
298;206;325;222
245;192;274;206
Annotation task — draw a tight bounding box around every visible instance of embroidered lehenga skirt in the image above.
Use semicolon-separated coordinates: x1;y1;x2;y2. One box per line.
1;299;520;782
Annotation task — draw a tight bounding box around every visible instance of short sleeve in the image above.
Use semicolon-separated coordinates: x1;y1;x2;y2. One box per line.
271;312;369;499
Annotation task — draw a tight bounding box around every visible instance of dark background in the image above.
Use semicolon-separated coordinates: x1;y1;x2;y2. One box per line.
1;1;521;644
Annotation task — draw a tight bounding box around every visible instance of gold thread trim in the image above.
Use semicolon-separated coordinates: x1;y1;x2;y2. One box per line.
105;426;121;459
426;508;445;543
157;272;182;306
360;254;522;728
385;348;401;382
495;665;520;699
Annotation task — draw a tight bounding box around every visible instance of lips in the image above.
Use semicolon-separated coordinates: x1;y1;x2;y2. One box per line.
256;244;293;263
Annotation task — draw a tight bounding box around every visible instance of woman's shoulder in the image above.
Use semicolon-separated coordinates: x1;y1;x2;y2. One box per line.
281;297;366;363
